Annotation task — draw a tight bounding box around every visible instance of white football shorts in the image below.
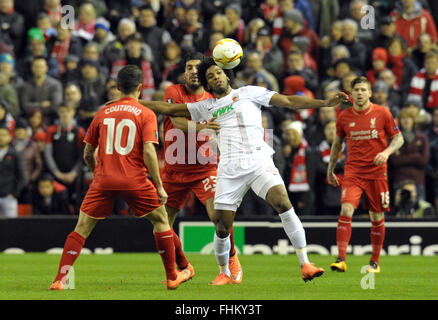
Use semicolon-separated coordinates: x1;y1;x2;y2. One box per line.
214;157;284;212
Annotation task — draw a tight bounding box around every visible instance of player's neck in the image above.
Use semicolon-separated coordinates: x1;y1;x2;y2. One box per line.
214;86;232;99
121;93;139;100
353;100;371;112
185;85;204;96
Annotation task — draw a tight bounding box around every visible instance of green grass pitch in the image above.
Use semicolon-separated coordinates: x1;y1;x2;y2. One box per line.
1;253;437;300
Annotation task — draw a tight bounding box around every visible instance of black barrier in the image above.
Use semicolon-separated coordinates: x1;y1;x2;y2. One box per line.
1;216;438;255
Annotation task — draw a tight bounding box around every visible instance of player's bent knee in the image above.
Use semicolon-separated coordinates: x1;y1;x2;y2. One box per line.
340;204;355;217
146;206;171;232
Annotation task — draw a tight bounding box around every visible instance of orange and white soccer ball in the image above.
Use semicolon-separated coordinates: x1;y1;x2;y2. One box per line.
212;38;243;69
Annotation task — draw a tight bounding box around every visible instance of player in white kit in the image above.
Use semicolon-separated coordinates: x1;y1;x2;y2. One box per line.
139;57;348;284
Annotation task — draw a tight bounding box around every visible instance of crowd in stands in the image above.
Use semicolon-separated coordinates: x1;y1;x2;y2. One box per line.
0;0;437;219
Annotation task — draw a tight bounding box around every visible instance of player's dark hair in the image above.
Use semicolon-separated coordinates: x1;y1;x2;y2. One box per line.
116;65;143;94
197;57;234;93
351;76;371;90
38;173;54;183
182;51;205;68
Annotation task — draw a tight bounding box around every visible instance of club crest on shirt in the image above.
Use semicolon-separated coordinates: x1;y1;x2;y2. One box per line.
349;122;355;127
370;117;376;128
232;94;239;102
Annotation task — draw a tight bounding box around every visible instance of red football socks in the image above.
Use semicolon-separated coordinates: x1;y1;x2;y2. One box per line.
229;226;236;257
337;215;352;260
370;218;385;263
54;231;85;283
154;230;177;281
172;229;189;270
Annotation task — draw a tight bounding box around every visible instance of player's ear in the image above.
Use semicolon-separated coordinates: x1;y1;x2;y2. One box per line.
136;83;142;93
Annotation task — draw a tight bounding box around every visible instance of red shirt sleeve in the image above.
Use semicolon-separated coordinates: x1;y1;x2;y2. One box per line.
164;85;181;103
141;109;159;144
383;107;400;138
45;125;57;144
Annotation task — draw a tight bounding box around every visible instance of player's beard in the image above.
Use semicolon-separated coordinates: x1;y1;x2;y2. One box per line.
213;81;229;95
186;81;202;92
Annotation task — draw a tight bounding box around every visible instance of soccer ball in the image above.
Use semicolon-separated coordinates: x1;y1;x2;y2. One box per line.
212;38;243;69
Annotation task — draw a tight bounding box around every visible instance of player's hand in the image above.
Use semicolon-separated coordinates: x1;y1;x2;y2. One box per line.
374;151;389;165
157;186;168;205
325;92;349;108
327;171;340;187
205;117;220;132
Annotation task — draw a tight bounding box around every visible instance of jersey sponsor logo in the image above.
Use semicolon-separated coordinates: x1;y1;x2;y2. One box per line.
350;129;378;140
212;104;234;118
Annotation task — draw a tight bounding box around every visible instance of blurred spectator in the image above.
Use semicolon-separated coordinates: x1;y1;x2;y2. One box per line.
315;119;344;215
391;0;437;48
43;0;62;27
337;18;367;71
305;106;336;148
291;36;318;73
387;36;418;101
26;109;47;152
320;20;343;51
60;54;81;85
372;80;401;118
261;0;280;27
102;18;137;71
163;1;186;36
318;0;340;39
76;96;101;130
224;3;245;44
137;4;172;72
0;99;15;134
105;0;133;34
0;68;19;117
110;32;156;100
17;28;59;81
83;0;108;19
44;105;85;210
81;41;109;81
424;108;438;213
283;75;316;124
278;9;319;63
408;50;438;114
319;58;353;100
93;17;116;55
0;52;24;91
64;82;82;111
73;3;97;41
403;96;431;131
367;47;388;87
245;51;279;92
410;33;437;69
205;30;224;57
0;0;25;56
20;56;63;124
173;4;205;53
243;17;265;48
377;68;403;106
391;179;435;218
282;49;318;93
371;16;399;50
320;43;350;80
347;0;373;44
282;120;317;215
245;26;284;80
12;118;42;203
201;0;233;22
36;12;56;42
162;41;182;83
0;124;26;217
31;173;71;215
79;58;107;105
390;108;430;200
46;23;83;77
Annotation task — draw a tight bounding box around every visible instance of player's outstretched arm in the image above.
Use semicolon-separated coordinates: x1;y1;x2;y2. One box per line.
143;142;167;205
138;99;191;117
169;117;220;133
269;92;349;110
327;135;344;187
373;132;404;165
83;142;97;172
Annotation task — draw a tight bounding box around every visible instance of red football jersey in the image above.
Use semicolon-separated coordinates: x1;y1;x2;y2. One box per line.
336;103;400;180
163;84;216;173
84;97;158;190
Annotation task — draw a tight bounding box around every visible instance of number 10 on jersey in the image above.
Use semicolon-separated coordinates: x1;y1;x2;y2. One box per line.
103;118;137;155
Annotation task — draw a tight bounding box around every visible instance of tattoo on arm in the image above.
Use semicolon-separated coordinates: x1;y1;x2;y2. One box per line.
386;133;404;155
83;143;97;172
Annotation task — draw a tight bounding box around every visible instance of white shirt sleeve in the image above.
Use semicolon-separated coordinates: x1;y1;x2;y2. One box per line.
187;99;213;122
244;86;277;107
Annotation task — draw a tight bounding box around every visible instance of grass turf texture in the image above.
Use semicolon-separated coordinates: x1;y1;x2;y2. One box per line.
1;253;437;300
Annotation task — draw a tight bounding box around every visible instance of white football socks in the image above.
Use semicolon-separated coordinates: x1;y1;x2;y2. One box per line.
279;207;310;266
213;232;231;277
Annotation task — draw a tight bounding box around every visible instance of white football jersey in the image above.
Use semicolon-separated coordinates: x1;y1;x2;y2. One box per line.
187;86;277;177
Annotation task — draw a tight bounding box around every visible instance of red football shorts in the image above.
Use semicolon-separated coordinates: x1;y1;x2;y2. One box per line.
80;179;162;219
162;166;217;210
341;175;390;212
